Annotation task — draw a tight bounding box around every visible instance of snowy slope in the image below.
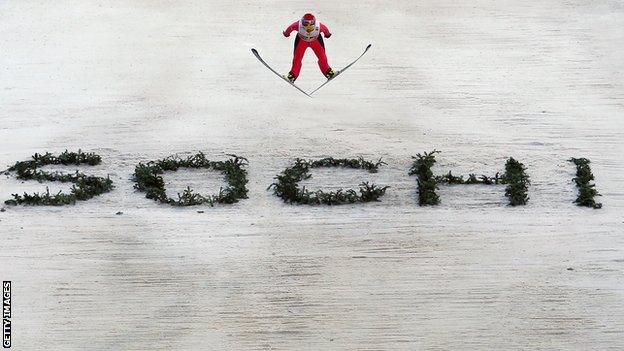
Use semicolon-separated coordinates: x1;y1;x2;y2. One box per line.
1;1;623;349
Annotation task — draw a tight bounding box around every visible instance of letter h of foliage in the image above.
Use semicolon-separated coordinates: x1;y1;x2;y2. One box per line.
3;150;114;206
569;157;602;209
132;153;248;206
409;151;529;206
268;157;389;205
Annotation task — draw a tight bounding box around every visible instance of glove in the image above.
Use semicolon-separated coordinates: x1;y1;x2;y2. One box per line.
283;31;290;37
325;33;332;38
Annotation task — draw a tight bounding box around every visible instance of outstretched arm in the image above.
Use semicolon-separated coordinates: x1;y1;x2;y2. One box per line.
283;21;298;37
320;23;332;38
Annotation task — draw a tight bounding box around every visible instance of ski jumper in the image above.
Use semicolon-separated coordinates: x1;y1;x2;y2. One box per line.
283;20;332;78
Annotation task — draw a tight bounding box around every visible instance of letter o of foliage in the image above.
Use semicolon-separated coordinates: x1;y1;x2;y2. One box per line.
132;153;248;206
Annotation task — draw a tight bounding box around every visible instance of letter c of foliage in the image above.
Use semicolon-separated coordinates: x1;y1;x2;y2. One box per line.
3;150;114;206
132;153;248;206
268;157;389;205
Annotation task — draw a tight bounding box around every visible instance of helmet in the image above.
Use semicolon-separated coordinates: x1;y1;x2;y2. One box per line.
302;13;316;25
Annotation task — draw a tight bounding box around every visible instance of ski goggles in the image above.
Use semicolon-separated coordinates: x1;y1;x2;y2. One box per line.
302;20;315;27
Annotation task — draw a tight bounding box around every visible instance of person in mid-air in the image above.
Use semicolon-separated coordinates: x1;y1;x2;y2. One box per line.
283;13;335;83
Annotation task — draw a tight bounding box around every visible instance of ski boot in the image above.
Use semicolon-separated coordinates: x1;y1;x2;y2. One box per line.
324;68;336;80
284;72;297;83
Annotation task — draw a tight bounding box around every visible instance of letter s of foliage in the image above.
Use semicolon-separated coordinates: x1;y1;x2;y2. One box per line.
268;157;389;205
132;153;248;206
3;150;114;206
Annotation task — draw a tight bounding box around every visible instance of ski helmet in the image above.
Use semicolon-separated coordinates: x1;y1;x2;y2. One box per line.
302;13;316;25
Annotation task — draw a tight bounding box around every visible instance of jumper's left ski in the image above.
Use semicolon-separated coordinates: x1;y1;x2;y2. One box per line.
309;44;372;95
251;48;311;97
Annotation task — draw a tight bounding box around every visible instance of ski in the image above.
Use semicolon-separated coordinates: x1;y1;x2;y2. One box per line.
309;44;372;96
251;48;311;97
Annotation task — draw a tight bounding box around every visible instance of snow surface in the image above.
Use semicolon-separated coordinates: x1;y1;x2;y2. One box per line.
1;1;623;349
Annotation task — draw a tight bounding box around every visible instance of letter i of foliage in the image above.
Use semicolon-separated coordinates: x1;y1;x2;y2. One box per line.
132;153;249;206
268;156;389;205
3;150;114;206
569;158;602;209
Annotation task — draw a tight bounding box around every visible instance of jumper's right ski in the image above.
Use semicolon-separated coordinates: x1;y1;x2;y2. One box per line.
309;44;372;96
251;48;311;97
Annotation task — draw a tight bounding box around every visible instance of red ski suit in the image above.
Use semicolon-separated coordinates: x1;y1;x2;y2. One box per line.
283;20;332;78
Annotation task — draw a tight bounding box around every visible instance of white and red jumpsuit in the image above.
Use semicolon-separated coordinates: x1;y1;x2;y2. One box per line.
283;20;332;78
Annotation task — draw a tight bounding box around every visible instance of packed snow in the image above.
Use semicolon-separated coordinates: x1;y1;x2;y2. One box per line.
1;1;623;349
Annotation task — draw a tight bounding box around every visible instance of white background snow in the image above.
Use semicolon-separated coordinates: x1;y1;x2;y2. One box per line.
1;0;623;349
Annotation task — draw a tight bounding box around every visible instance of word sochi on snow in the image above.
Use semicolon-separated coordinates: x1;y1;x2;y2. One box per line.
1;150;602;209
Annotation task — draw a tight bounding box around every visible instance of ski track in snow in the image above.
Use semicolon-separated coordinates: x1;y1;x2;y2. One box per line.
1;1;623;350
